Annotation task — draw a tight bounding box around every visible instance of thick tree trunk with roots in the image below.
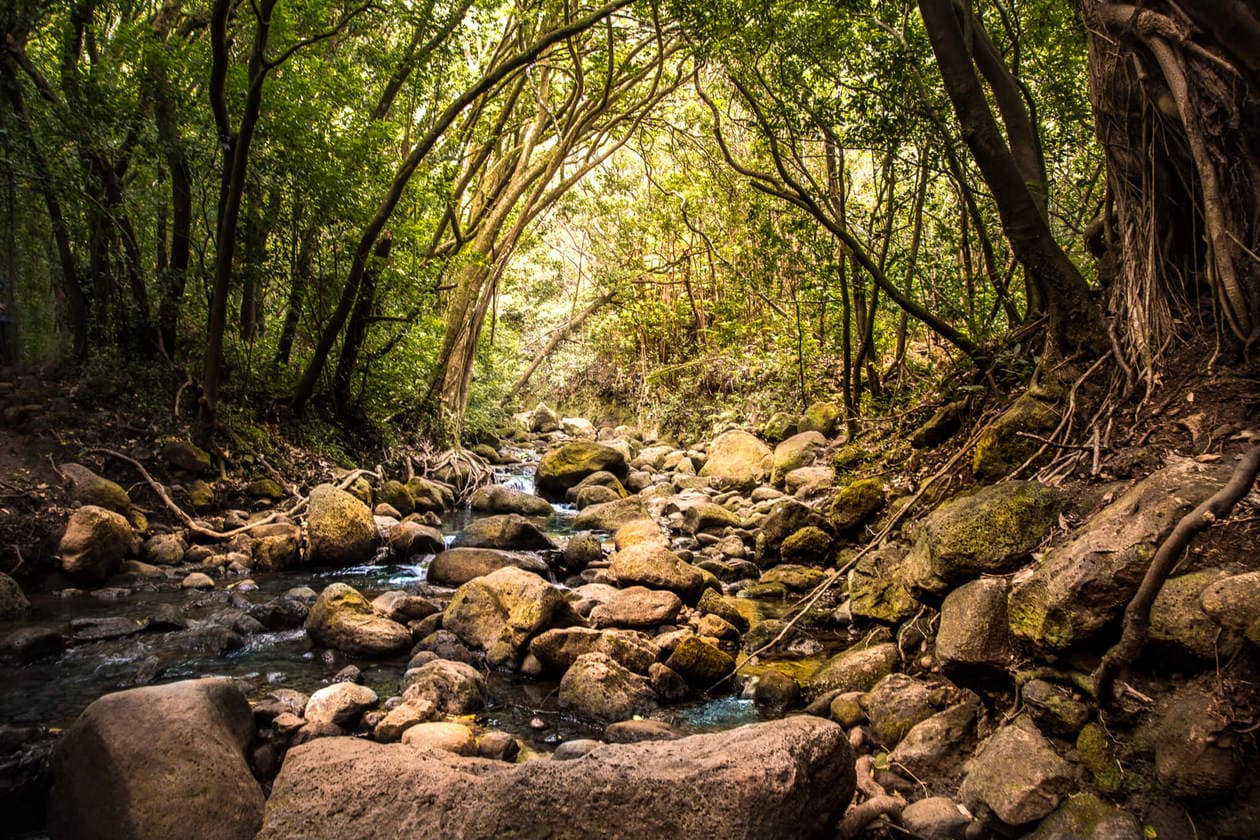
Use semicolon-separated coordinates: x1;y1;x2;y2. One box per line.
1084;1;1260;377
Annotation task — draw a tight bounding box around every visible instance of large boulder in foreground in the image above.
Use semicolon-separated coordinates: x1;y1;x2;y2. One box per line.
1008;459;1231;651
307;484;378;566
536;442;628;501
260;716;855;839
699;430;772;490
48;678;263;840
305;583;412;656
443;566;580;669
58;505;137;583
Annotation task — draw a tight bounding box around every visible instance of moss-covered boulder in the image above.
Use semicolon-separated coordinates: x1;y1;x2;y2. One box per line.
1008;459;1231;651
529;403;561;433
1150;568;1240;659
762;411;801;443
443;567;580;669
376;480;414;516
307;484;378;566
566;471;628;501
609;543;711;603
936;577;1013;669
405;477;452;514
759;564;827;593
427;547;548;587
536;442;628;500
454;513;557;551
911;400;967;449
847;544;921;623
1200;571;1260;644
698;430;772;490
158;438;215;475
681;501;742;535
770;431;826;486
1153;687;1242;799
244;478;284;501
0;572;30;618
860;673;939;746
829;477;885;533
60;463;131;514
58;505;137;583
186;480;215;509
971;393;1060;480
529;627;659;675
779;526;833;566
305;583;412;656
558;652;658;722
664;636;735;688
904;480;1060;592
758;498;832;560
958;719;1075;826
697;589;751;632
249;523;302;571
1023;794;1143;840
799;401;842;437
810;642;899;693
572;497;648;532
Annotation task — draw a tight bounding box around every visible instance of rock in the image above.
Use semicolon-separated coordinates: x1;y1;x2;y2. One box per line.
0;572;30;618
552;739;602;761
373;699;437;741
906;481;1060;593
559;652;658;722
699;430;772;490
1021;680;1089;736
427;547;549;587
829;477;884;532
785;466;835;495
1150;568;1239;658
1075;723;1122;794
1;625;63;662
861;673;939;746
1023;794;1143;840
567;470;629;500
304;683;378;726
471;484;554;517
139;532;185;566
530;403;561;433
443;567;578;669
186;479;215;508
70;615;148;642
260;716;855;838
61;462;131;513
405;477;451;514
681;501;743;535
305;583;412;656
605;719;679;743
847;544;921;623
454;514;557;551
181;571;215;589
762;411;800;444
561;417;596;438
536;442;628;500
249;522;302;570
697;590;750;632
371;591;440;623
529;627;658;675
759;564;826;592
889;702;979;780
972;393;1060;480
810;643;899;693
572;497;649;531
413;629;477;664
245;478;285;501
1201;571;1260;639
589;586;683;629
901;797;970;840
911;400;967;449
1009;460;1231;651
48;678;263;840
561;532;603;571
799;401;841;437
401;659;486;714
159;438;215;475
1154;687;1241;799
307;484;378;566
770;431;827;486
959;719;1074;826
608;543;709;603
759;498;831;558
665;636;735;688
614;518;669;549
58;505;136;583
387;521;445;559
401;721;477;755
475;730;519;761
752;670;802;711
372;479;412;516
937;577;1013;668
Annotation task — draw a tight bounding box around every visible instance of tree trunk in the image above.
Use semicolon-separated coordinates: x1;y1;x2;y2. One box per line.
509;290;614;397
332;234;392;419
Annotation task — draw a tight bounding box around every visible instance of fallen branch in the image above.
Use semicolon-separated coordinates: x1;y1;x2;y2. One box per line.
1092;444;1260;701
835;755;904;840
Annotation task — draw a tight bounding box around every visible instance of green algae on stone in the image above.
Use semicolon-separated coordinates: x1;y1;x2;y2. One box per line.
829;477;885;533
972;393;1060;480
1076;723;1123;794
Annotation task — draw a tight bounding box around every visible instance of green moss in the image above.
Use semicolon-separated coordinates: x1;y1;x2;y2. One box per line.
972;393;1060;480
780;526;834;565
829;478;884;532
1077;723;1123;794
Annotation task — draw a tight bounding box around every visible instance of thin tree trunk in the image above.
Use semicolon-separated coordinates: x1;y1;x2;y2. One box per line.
510;290;615;397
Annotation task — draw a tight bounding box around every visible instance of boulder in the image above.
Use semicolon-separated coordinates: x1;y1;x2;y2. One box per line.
888;702;979;780
376;480;414;517
1154;687;1242;799
401;659;486;715
48;678;263;840
633;445;675;470
799;401;841;437
405;477;452;514
762;411;801;443
307;484;378;566
60;462;130;514
608;543;710;603
664;636;735;688
0;572;30;618
860;673;939;746
758;498;831;559
1201;570;1260;639
1021;680;1090;737
910;400;967;449
561;417;596;438
443;567;579;669
260;717;855;839
536;442;628;500
572;497;648;531
971;393;1059;480
1150;568;1239;658
847;544;920;623
559;652;658;721
566;470;628;500
936;577;1013;668
371;591;440;623
58;505;137;582
589;586;683;629
958;719;1074;826
401;721;477;755
681;501;743;535
900;797;970;840
158;438;214;475
470;485;554;517
1023;794;1143;840
561;532;603;571
810;643;899;693
387;521;445;559
304;683;378;726
427;548;549;587
305;583;412;656
529;403;561;433
828;477;884;533
250;523;302;570
699;430;772;490
1008;460;1231;651
905;481;1060;593
770;431;826;486
759;564;826;593
141;532;187;566
529;627;659;675
454;514;557;551
373;700;438;742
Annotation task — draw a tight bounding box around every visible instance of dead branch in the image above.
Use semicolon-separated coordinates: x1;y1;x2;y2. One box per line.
1093;444;1260;701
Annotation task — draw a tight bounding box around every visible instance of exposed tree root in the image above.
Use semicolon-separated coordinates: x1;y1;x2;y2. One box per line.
835;755;904;840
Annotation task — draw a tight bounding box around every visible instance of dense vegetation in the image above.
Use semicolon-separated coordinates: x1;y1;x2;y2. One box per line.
1;0;1255;447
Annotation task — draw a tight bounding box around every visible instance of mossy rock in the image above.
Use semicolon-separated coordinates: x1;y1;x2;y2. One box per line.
770;431;827;486
847;545;921;624
800;401;842;437
60;463;131;514
810;642;899;693
307;483;377;566
186;480;216;509
762;411;801;443
305;582;411;656
972;393;1060;480
158;438;215;476
1150;568;1240;659
344;476;373;508
536;442;628;501
779;526;834;566
377;480;414;517
831;445;870;472
760;564;827;592
405;477;451;513
244;478;284;500
910;400;967;449
829;478;885;533
1076;723;1123;794
698;590;750;632
664;636;735;688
